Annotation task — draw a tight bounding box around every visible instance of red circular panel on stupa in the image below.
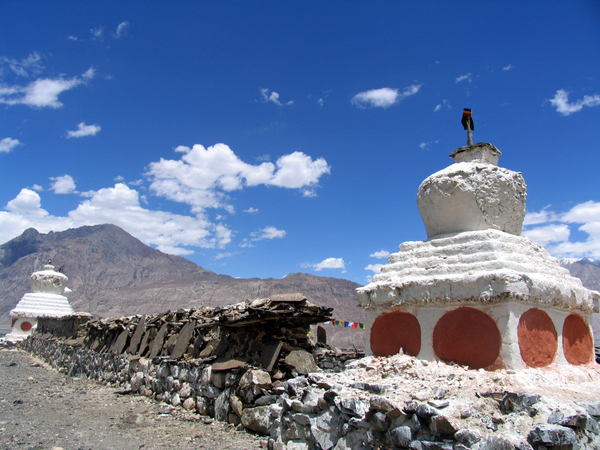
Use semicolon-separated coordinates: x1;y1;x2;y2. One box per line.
20;321;33;332
433;307;501;369
370;312;421;357
562;314;594;365
518;308;557;367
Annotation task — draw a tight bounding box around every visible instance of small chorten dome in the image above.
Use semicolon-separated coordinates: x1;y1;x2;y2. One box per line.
5;260;74;343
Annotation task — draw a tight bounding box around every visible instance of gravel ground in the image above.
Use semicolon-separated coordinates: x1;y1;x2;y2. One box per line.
0;349;264;450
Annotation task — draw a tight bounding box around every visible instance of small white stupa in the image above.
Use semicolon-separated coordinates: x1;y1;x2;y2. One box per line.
5;260;74;343
357;141;600;370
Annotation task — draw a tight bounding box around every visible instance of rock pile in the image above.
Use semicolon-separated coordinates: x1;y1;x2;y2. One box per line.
20;297;600;450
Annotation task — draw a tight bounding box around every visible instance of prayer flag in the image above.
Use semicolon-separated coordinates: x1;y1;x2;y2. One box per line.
461;108;474;130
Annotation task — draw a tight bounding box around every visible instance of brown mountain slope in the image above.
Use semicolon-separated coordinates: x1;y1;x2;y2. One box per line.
0;225;364;345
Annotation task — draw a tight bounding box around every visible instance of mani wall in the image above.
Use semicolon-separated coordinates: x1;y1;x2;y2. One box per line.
20;296;600;450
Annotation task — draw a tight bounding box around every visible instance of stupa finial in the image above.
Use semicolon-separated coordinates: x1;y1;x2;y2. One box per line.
461;108;474;146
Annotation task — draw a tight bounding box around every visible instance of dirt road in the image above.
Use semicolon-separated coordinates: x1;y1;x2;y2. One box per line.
0;349;263;450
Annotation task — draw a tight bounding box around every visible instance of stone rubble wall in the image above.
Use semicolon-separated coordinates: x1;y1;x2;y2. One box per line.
20;305;600;450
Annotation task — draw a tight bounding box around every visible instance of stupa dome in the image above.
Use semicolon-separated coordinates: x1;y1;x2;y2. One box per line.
417;143;526;239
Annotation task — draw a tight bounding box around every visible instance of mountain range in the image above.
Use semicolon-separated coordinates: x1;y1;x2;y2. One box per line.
2;225;599;349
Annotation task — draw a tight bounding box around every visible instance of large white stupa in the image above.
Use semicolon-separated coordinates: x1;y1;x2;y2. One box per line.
357;142;599;370
5;260;74;343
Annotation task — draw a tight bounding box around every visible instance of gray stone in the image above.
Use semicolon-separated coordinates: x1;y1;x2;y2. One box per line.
127;315;146;354
291;413;312;426
196;397;208;415
416;403;441;419
260;341;283;372
255;394;278;406
241;405;273;435
310;425;337;450
130;372;144;391
285;350;319;375
527;423;577;446
387;426;415;448
429;415;459;435
410;413;428;432
182;397;195;410
149;323;168;358
336;397;369;418
370;395;395;413
230;395;243;417
239;369;272;389
285;377;309;397
499;391;540;413
215;388;231;422
454;428;482;446
179;382;192;398
171;320;196;359
476;434;516;450
372;411;391;431
550;412;600;433
433;388;448;399
286;422;307;441
428;399;449;409
577;400;600;417
315;411;339;433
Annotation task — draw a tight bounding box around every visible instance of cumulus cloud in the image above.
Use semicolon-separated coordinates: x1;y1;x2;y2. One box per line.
502;64;514;71
351;85;421;109
50;175;77;194
90;26;104;40
365;263;383;273
523;201;600;259
66;122;101;138
0;68;92;108
0;183;232;254
0;137;21;153
314;257;346;272
455;73;472;83
370;250;390;259
251;226;286;241
260;88;294;106
146;144;330;213
244;207;259;213
548;89;600;116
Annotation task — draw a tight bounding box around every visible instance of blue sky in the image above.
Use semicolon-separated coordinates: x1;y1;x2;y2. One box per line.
1;1;600;285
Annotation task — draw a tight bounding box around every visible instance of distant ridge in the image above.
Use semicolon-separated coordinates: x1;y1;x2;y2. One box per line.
560;257;600;292
0;225;364;347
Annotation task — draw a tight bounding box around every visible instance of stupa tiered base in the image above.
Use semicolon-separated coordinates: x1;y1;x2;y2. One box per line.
357;229;599;370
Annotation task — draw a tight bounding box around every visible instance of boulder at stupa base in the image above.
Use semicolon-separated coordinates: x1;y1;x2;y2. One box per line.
5;262;74;343
357;143;600;370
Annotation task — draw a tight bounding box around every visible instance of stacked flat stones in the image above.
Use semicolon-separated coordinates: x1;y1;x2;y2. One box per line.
357;143;600;369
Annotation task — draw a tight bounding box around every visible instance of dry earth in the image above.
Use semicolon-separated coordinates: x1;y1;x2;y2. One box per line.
0;349;263;450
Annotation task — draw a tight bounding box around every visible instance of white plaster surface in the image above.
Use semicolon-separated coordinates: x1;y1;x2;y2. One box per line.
357;229;600;313
417;147;526;239
9;263;74;320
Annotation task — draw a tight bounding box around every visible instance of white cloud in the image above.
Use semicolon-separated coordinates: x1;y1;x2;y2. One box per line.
114;22;130;38
0;76;84;108
0;137;21;153
314;257;346;272
146;144;330;213
0;52;44;77
260;88;294;106
82;66;95;80
90;26;104;40
67;36;78;41
523;201;600;259
251;226;286;241
244;207;259;213
351;85;422;109
365;263;383;273
502;64;514;71
66;122;101;138
419;140;439;150
31;184;43;192
455;73;472;83
0;183;233;254
370;250;390;259
434;104;441;112
50;175;77;194
549;89;600;116
522;224;570;246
